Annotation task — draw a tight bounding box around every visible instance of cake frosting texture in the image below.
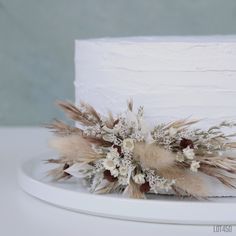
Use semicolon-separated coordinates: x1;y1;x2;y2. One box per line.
75;37;236;126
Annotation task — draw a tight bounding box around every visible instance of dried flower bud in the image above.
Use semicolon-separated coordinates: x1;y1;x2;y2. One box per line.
113;119;119;126
63;163;70;170
113;145;122;155
103;170;118;182
139;182;150;193
62;163;71;177
180;138;194;149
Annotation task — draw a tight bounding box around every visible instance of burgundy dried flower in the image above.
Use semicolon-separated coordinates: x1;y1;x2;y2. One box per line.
113;145;122;155
103;170;118;182
180;138;194;149
139;182;150;193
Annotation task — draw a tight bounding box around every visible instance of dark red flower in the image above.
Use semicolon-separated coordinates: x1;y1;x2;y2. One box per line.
103;170;118;182
113;145;122;155
140;182;150;193
180;138;194;149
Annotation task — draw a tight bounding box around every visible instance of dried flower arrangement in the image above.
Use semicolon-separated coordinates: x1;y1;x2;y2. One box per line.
46;100;236;199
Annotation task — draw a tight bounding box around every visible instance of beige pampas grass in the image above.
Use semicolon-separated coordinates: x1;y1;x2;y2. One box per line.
133;142;176;170
49;134;103;164
133;142;208;198
164;118;199;130
127;99;133;111
57;101;101;126
46;119;82;136
199;164;236;188
158;167;208;198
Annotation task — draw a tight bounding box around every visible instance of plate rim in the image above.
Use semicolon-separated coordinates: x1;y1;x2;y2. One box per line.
18;157;236;225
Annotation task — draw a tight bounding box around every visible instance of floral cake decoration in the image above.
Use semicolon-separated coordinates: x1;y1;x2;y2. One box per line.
46;100;236;199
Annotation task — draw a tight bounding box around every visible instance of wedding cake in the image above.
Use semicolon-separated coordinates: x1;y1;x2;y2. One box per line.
75;36;236;124
73;36;236;197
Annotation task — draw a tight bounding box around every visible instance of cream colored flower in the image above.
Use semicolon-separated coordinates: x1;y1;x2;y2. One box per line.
168;127;177;137
110;168;119;177
190;161;200;172
123;138;134;151
106;148;119;160
183;146;195;160
103;159;116;170
119;166;128;176
133;174;145;184
103;134;115;142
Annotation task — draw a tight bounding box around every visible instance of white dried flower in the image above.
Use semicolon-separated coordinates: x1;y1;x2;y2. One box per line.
122;138;135;151
130;131;145;142
183;146;195;160
169;127;178;137
119;166;128;176
190;161;200;172
110;168;119;177
103;159;117;170
150;178;175;193
118;176;129;185
132;173;145;184
106;148;120;160
103;133;115;142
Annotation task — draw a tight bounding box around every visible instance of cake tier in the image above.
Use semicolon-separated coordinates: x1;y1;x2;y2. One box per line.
75;36;236;126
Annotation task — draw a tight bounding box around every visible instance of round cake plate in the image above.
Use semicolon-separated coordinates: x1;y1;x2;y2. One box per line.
18;157;236;225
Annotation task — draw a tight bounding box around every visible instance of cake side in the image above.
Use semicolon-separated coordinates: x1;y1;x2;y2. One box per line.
75;36;236;126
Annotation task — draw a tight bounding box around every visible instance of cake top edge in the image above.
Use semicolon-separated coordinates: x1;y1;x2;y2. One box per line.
75;35;236;44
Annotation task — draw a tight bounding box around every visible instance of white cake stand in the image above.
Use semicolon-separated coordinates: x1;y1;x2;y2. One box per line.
18;157;236;225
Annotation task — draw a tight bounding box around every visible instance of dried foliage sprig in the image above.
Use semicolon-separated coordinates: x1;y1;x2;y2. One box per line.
46;119;82;136
46;100;236;199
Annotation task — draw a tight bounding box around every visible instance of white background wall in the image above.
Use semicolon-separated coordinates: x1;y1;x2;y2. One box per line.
1;0;236;125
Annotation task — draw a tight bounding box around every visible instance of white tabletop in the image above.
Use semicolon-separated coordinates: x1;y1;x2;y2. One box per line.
0;127;234;236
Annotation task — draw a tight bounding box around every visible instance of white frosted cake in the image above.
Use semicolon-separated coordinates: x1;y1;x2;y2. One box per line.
74;36;236;197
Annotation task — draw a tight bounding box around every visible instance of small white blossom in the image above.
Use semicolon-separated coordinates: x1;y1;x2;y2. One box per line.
169;127;178;137
103;159;117;170
110;168;119;177
133;173;146;184
119;166;128;176
103;147;121;171
118;175;129;185
190;161;200;172
122;138;135;151
183;146;195;160
103;133;115;142
94;159;104;171
150;179;175;193
106;148;120;160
